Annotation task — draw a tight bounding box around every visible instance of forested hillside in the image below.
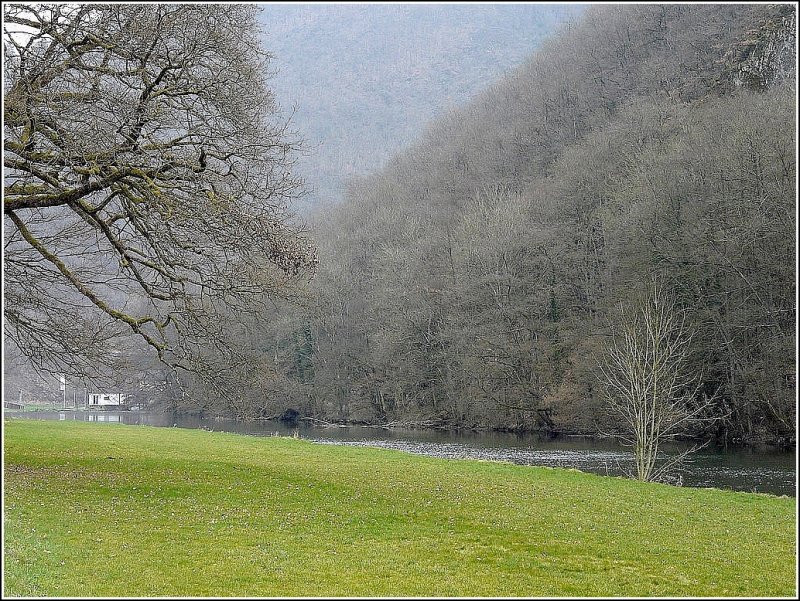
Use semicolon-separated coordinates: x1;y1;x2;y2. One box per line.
252;3;795;446
74;4;796;448
257;3;584;208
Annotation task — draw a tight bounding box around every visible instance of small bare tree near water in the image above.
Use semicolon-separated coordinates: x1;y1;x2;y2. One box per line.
599;280;719;483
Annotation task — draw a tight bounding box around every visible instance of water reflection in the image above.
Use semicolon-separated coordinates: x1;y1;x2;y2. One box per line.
5;409;796;497
87;413;120;422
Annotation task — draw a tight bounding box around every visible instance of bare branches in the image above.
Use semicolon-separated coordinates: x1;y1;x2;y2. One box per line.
599;278;720;482
3;4;317;389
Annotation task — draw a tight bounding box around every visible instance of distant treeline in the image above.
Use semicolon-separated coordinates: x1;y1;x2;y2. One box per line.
165;4;796;446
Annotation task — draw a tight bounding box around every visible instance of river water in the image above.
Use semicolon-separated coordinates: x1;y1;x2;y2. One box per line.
5;410;796;497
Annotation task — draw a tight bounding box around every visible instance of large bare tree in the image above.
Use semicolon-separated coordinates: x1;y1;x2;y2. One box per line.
3;4;317;388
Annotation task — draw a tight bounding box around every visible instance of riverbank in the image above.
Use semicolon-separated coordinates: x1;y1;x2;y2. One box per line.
4;420;796;597
5;410;796;495
295;415;797;450
143;406;796;451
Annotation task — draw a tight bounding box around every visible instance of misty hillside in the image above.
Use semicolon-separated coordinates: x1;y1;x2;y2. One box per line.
258;3;584;208
8;3;793;449
279;3;796;444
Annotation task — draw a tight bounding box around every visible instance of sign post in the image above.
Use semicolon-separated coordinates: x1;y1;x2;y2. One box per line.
59;375;66;408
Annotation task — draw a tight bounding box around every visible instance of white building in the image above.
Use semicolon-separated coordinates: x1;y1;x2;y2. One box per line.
88;393;127;407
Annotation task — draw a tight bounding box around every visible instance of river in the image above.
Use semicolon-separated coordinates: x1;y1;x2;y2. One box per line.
5;409;796;497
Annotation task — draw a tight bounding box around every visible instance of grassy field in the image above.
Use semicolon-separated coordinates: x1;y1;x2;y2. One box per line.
3;419;796;597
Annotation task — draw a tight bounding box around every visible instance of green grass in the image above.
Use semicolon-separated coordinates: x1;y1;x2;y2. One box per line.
3;420;796;597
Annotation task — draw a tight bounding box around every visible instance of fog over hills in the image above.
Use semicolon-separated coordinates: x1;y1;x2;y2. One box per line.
258;3;585;210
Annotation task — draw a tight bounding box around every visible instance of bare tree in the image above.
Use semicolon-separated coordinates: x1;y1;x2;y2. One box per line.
599;279;718;483
3;4;317;387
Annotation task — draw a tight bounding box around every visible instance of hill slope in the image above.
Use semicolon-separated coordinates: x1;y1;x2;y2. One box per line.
286;4;796;443
258;3;584;208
